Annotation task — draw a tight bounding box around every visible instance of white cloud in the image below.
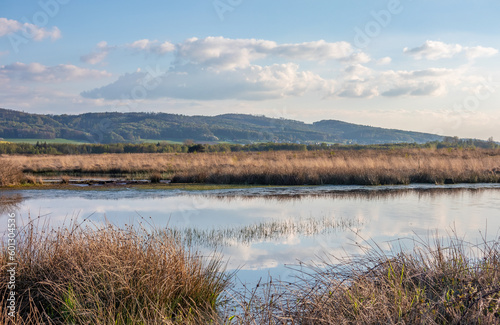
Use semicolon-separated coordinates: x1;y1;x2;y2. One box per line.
81;41;114;65
272;40;353;61
334;64;378;98
80;60;479;101
378;68;457;97
0;62;111;82
404;40;498;60
0;18;22;37
81;36;366;71
126;39;175;55
381;83;444;97
332;65;461;98
80;37;361;100
87;37;360;70
376;57;392;65
81;39;175;64
464;46;499;59
0;81;109;111
341;52;371;64
82;62;330;101
175;37;358;70
176;37;276;70
0;17;61;41
337;83;379;98
78;37;496;102
404;41;462;60
81;50;109;65
398;68;454;78
342;64;374;82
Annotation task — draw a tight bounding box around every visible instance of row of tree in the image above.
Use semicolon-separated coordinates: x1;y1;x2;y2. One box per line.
0;139;497;155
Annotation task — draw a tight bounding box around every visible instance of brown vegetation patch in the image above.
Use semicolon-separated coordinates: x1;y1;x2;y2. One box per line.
0;159;24;186
233;236;500;324
3;148;500;186
0;222;229;324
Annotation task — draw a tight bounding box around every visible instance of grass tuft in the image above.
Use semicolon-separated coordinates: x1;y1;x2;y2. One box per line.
0;160;24;186
0;221;230;324
232;234;500;324
60;175;70;184
149;171;163;183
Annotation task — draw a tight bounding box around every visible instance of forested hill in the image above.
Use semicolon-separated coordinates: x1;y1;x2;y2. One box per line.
0;108;443;144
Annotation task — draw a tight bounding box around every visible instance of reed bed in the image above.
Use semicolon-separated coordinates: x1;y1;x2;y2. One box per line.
2;148;500;186
0;221;230;324
1;219;499;324
0;161;24;186
170;216;363;248
231;234;500;324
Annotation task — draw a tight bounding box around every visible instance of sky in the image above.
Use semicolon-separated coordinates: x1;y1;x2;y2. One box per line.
1;0;500;140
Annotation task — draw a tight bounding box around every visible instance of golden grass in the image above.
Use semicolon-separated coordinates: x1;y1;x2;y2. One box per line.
3;148;500;185
1;218;498;324
0;222;229;324
0;160;24;186
233;235;500;324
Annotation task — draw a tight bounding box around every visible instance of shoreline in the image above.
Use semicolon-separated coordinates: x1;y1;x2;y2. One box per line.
2;181;500;192
2;148;500;188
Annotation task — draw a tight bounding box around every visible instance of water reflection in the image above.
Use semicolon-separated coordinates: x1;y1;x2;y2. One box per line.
203;186;491;202
0;193;22;215
171;216;364;248
1;185;499;277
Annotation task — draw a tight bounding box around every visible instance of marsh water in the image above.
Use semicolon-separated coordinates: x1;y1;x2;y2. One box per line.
1;184;500;285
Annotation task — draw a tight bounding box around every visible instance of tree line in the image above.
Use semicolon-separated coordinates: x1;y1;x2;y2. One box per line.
0;139;497;155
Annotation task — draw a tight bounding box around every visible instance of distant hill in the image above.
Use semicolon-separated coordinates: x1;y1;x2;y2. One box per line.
0;108;443;144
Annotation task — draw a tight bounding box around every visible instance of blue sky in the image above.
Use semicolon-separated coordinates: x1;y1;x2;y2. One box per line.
1;0;500;140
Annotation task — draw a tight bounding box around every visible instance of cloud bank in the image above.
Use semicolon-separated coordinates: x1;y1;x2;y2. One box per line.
0;62;111;82
404;40;498;60
0;17;61;41
82;37;494;101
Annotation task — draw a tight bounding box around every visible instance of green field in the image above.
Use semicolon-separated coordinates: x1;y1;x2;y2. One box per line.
140;139;240;145
138;139;185;144
3;138;90;144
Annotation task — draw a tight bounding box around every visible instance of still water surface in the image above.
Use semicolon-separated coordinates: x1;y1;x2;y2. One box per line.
1;184;500;284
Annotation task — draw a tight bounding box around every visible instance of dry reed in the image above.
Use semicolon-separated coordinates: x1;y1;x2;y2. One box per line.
0;160;24;186
1;217;498;324
231;234;500;324
0;221;230;324
3;148;500;185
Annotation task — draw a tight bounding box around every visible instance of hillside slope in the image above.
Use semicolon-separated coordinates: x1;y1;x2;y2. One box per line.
0;108;443;144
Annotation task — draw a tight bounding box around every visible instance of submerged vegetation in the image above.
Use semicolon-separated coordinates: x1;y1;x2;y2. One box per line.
1;221;499;324
170;216;363;248
2;148;500;187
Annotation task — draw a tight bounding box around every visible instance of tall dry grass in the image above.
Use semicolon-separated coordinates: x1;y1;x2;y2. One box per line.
3;148;500;185
232;235;500;324
0;160;24;186
0;221;230;324
1;219;499;324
